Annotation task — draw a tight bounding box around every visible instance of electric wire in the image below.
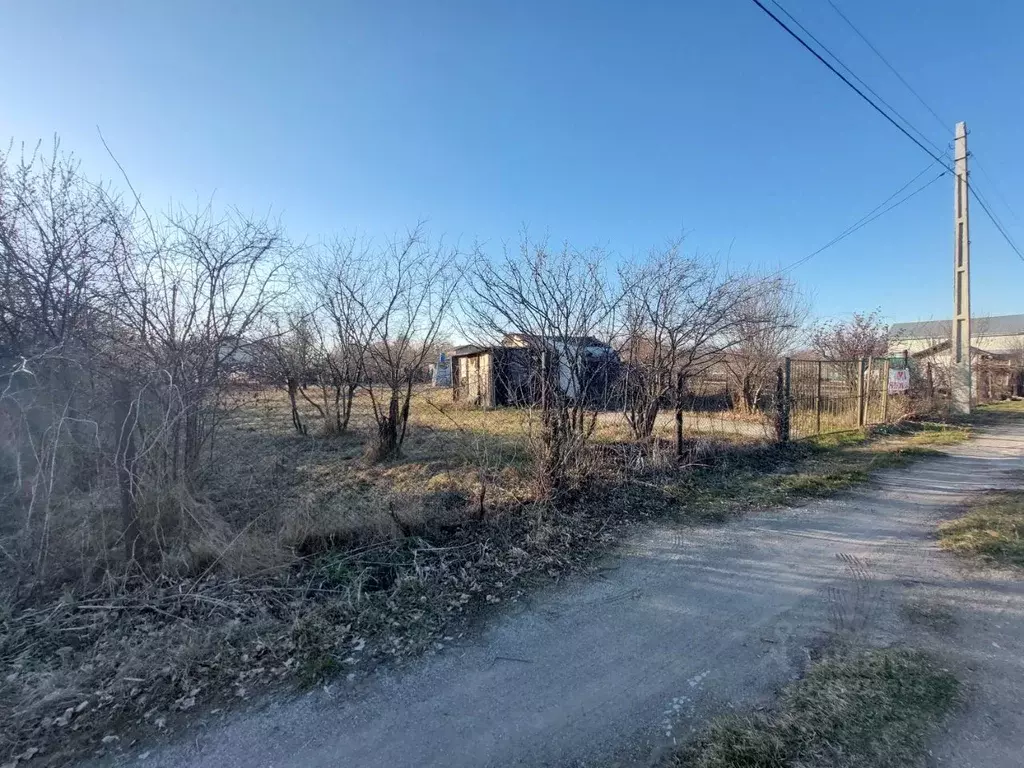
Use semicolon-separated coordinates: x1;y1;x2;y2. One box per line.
770;164;947;276
749;0;951;171
768;0;947;159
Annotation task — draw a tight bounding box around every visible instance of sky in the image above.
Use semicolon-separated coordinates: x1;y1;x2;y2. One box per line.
2;0;1023;323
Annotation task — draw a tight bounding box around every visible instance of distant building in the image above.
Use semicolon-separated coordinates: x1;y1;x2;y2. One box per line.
431;351;452;387
890;314;1024;400
890;314;1024;356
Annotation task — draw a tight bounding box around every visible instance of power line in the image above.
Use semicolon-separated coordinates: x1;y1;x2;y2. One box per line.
767;0;947;159
774;164;947;276
971;153;1020;225
751;0;1024;270
823;0;949;135
969;182;1024;264
749;0;952;172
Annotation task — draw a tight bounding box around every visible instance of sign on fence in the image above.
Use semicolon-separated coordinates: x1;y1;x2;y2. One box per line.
888;367;910;394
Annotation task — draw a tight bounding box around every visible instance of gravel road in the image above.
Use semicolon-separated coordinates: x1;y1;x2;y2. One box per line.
104;420;1024;768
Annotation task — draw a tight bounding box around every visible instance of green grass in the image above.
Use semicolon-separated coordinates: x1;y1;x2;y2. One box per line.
665;648;959;768
658;422;970;523
962;397;1024;427
902;424;972;446
774;468;869;497
977;398;1024;415
938;490;1024;568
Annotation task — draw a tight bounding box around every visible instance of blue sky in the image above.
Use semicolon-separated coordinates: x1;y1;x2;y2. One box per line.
2;0;1022;323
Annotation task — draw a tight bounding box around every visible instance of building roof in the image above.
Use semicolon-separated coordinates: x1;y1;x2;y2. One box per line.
891;313;1024;341
910;340;1014;360
450;344;489;357
502;332;610;348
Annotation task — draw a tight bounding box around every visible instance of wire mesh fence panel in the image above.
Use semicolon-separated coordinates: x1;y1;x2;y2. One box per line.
674;370;778;444
791;359;857;438
789;356;914;439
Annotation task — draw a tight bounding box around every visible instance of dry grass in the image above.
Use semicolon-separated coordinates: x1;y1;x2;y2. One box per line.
938;491;1024;568
664;647;959;768
0;387;982;765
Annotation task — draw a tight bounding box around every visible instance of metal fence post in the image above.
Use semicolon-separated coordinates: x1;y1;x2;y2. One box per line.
857;357;867;428
785;357;791;436
882;358;891;424
775;363;790;444
815;360;823;435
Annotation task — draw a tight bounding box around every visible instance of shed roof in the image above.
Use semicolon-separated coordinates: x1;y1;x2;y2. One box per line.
502;332;610;348
451;344;489;357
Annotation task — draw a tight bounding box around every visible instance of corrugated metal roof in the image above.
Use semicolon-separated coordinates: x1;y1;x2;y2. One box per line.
891;313;1024;340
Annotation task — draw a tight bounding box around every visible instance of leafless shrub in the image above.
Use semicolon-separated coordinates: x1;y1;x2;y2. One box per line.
1;141;131;582
811;309;891;360
307;237;378;435
722;275;807;414
0;138;297;585
618;241;755;457
348;226;460;462
463;236;621;500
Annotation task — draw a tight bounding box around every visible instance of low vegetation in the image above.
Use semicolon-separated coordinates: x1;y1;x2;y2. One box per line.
938;490;1024;568
0;387;969;764
658;422;969;521
664;647;959;768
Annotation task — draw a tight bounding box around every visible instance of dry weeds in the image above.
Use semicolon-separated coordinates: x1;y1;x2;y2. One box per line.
0;387;979;765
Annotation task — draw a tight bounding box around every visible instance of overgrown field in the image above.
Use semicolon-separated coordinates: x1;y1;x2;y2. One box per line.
0;388;978;765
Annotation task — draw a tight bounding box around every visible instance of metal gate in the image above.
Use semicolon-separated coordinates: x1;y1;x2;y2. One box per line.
788;356;911;439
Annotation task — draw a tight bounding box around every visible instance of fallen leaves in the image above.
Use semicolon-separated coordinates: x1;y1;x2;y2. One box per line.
2;494;633;765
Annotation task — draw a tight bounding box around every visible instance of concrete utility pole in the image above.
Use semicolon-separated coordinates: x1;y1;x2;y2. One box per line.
951;121;972;414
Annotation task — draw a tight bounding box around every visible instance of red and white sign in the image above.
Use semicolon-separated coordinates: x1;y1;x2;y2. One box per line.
888;368;910;394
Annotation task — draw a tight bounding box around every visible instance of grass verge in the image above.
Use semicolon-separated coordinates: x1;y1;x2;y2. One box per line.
938;490;1024;568
655;422;970;522
665;647;959;768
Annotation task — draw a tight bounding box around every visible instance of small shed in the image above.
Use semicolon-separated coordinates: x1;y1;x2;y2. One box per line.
450;345;538;408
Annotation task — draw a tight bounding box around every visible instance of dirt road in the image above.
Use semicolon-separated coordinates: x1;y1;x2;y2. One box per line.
109;421;1024;768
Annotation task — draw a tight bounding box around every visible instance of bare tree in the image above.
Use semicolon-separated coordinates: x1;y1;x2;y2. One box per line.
254;309;319;435
0;140;130;574
307;237;377;435
811;310;891;361
722;276;807;413
618;242;753;456
464;236;621;499
348;227;459;461
1004;335;1024;397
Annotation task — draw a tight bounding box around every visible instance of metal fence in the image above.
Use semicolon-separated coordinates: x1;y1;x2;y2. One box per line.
786;356;911;439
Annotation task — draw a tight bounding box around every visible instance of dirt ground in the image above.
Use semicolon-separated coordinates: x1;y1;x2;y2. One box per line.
82;418;1024;768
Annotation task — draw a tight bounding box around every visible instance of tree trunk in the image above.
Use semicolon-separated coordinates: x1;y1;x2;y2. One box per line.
332;380;343;433
341;384;357;432
113;379;142;563
674;371;687;461
374;395;401;461
742;375;758;414
287;376;306;435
